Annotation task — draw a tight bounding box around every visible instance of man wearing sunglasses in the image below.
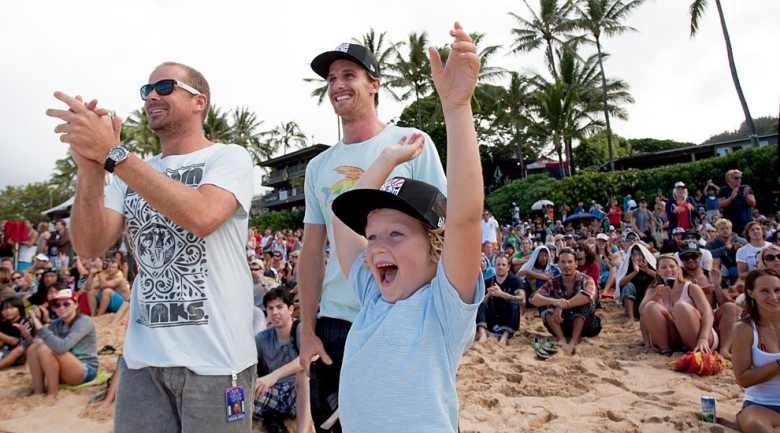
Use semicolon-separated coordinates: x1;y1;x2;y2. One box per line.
300;43;447;431
678;241;737;359
47;62;256;432
718;169;756;235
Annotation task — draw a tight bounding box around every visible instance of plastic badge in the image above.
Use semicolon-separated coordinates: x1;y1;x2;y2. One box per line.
225;386;246;422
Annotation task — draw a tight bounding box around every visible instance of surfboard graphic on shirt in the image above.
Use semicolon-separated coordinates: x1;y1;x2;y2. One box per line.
322;166;364;203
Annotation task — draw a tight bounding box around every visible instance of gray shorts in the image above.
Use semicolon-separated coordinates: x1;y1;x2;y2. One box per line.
113;357;256;433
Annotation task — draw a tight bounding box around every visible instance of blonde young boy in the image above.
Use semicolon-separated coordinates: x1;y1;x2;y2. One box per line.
330;23;483;431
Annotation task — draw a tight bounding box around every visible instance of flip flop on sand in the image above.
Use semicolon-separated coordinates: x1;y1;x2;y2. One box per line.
533;337;551;359
541;338;558;354
98;345;116;355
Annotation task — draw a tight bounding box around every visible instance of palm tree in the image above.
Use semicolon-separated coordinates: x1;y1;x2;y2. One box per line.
122;108;161;158
491;72;533;178
203;106;232;143
263;121;308;155
690;0;758;147
386;31;433;130
556;46;633;166
576;0;646;171
509;0;577;80
51;154;78;191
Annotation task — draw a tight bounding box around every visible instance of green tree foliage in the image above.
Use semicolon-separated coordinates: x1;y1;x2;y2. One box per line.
386;31;434;130
572;131;630;169
576;0;646;171
262;121;308;156
509;0;578;80
626;137;696;154
703;115;778;144
392;94;448;168
250;209;305;233
0;182;71;222
486;145;778;224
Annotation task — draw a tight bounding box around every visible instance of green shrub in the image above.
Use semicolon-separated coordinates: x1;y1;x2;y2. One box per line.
486;145;778;225
250;209;305;232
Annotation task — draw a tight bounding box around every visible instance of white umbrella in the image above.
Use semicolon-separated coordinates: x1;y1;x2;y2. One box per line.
531;199;554;210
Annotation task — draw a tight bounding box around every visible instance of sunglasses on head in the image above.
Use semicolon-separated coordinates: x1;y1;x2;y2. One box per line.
764;254;780;262
140;79;201;101
52;301;73;309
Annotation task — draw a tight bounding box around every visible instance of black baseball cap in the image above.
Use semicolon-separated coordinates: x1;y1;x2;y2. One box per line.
679;240;700;254
311;43;381;79
332;177;446;237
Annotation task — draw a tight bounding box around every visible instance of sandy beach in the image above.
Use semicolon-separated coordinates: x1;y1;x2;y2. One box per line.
0;300;745;433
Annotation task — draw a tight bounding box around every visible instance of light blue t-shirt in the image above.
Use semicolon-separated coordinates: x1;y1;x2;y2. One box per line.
303;125;447;323
339;252;484;432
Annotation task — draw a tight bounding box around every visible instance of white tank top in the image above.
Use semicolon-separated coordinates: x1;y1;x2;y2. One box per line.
744;320;780;405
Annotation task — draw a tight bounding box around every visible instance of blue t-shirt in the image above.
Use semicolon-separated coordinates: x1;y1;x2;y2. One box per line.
705;194;719;211
339;252;484;432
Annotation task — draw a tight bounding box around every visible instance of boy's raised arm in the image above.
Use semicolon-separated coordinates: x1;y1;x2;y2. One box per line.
332;134;425;279
430;22;482;303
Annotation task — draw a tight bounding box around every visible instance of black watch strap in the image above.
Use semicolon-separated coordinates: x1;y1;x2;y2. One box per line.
104;158;117;173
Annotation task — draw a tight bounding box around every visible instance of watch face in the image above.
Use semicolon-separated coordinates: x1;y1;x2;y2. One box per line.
109;146;128;160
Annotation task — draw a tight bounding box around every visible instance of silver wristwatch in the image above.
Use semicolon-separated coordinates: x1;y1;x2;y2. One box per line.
104;145;130;173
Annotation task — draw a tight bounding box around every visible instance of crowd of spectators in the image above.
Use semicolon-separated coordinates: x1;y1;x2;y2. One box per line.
479;170;780;358
0;168;777;427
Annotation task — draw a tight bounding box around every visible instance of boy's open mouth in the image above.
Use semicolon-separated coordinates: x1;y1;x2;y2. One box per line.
376;263;398;284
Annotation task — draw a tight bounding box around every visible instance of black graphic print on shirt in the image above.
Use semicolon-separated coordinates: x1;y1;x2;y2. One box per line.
124;163;209;329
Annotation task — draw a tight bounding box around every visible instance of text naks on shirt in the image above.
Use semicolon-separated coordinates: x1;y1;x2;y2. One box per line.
125;163;209;329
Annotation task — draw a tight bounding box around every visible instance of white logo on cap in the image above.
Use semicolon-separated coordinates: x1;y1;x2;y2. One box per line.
380;178;405;196
335;43;350;53
369;65;376;72
437;217;444;228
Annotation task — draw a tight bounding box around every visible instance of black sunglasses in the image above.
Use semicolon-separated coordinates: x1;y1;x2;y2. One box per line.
764;254;780;262
140;79;201;101
250;268;262;271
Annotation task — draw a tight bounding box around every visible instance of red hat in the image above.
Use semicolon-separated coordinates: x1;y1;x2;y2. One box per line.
48;289;78;306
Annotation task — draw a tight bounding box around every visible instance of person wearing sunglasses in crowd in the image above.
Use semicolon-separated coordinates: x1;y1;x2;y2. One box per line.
18;289;98;398
47;62;256;431
718;169;756;236
757;245;780;271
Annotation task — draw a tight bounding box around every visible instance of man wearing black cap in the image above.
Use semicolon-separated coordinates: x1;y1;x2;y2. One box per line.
300;42;446;431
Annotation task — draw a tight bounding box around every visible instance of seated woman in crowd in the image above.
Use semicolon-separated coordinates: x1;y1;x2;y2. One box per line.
615;244;656;328
758;244;780;271
594;234;620;294
738;221;771;278
21;289;98;398
516;246;559;303
0;296;29;370
640;254;717;356
732;268;780;432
